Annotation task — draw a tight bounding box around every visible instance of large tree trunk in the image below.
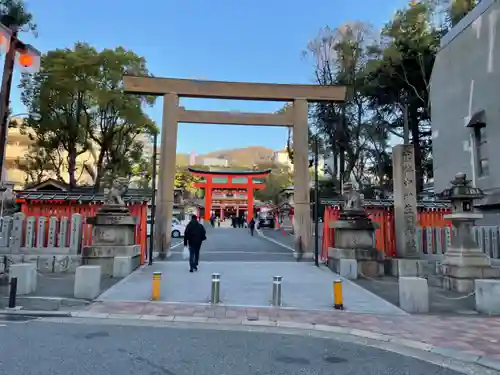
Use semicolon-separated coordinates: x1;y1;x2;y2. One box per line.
410;106;424;193
93;149;106;192
332;148;338;179
339;105;346;185
67;147;77;189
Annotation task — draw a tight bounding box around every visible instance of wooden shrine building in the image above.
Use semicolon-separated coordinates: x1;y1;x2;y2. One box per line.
188;168;271;221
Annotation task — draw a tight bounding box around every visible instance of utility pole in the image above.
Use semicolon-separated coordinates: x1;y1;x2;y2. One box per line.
148;132;158;265
0;21;40;183
0;26;18;182
314;137;319;267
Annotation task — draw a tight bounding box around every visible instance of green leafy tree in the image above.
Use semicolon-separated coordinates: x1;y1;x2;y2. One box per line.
14;145;56;186
174;165;202;198
0;0;36;32
19;43;157;189
130;157;153;191
363;0;440;192
89;46;157;189
448;0;477;27
19;43;97;188
254;163;293;204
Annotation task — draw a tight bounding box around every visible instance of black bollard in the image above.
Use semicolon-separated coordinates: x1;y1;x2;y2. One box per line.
8;277;17;308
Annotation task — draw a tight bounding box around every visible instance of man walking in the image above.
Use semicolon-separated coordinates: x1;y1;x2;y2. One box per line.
248;217;256;236
183;215;207;272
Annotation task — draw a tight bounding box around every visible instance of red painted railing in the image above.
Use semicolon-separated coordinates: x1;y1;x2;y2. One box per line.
19;202;148;265
321;206;451;261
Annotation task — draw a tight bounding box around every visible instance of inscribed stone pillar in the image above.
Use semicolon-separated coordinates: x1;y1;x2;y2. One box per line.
392;144;418;258
292;99;312;256
155;93;179;259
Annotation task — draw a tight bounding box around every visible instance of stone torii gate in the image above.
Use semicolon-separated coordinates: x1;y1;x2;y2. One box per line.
123;76;346;259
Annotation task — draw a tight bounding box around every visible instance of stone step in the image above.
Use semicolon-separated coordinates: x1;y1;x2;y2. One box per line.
428;274;444;288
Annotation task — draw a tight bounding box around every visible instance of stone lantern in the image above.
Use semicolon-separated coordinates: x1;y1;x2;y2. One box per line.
82;178;140;277
327;183;382;278
439;172;484;215
437;173;500;292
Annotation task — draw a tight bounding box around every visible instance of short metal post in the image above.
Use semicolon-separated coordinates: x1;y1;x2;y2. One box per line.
210;273;221;304
8;277;17;308
151;272;161;301
333;279;343;310
272;276;282;307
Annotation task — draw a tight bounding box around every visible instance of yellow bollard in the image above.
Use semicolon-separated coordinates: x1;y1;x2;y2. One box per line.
151;272;162;301
333;279;343;310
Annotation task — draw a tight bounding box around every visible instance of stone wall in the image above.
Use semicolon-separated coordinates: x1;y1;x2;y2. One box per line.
430;0;500;196
0;213;83;273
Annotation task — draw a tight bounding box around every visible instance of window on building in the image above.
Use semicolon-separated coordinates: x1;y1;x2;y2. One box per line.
474;125;488;177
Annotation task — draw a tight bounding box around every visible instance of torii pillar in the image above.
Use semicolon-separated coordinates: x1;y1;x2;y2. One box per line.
156;93;179;259
292;99;311;255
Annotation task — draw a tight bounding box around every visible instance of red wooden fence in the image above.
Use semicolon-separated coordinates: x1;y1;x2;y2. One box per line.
18;201;148;265
321;206;451;261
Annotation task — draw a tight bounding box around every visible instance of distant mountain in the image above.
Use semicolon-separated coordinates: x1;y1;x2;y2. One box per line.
176;146;277;167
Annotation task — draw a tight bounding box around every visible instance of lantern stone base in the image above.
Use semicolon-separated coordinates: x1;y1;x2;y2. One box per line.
82;204;140;277
390;258;432;277
438;264;500;293
435;245;500;293
327;217;384;278
328;247;384;278
443;246;492;267
82;245;141;277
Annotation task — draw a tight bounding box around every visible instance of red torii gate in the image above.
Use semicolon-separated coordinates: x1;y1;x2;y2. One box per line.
188;167;271;221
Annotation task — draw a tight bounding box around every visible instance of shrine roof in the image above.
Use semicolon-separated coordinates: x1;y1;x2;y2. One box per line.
188;167;272;176
15;189;150;203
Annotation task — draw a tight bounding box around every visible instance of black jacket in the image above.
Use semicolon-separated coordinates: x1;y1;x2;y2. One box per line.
184;219;207;248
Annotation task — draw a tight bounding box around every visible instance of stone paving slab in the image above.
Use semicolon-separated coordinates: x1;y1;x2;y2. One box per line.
79;300;500;371
97;262;406;315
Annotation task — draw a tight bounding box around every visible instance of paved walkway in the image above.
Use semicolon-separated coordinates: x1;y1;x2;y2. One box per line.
98;262;405;315
103;225;404;315
168;226;295;262
78;300;500;371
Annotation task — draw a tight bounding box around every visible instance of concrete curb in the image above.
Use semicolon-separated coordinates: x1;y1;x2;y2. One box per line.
0;309;72;318
0;296;90;313
67;311;500;372
1;296;90;305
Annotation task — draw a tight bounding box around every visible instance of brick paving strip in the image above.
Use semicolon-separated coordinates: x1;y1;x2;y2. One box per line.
74;301;500;371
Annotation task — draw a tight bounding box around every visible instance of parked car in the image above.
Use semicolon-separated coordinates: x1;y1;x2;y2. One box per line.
258;215;275;229
171;222;186;238
147;220;186;238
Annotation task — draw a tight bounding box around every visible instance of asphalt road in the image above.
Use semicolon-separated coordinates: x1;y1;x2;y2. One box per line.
0;319;465;375
168;226;295;262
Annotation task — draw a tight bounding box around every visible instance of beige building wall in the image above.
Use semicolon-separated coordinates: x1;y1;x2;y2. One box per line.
273;148;294;171
4;119;97;189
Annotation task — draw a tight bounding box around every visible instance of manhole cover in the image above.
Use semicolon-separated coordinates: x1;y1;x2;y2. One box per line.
323;356;347;364
0;314;38;322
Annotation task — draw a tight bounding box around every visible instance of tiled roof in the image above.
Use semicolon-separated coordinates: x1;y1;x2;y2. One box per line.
16;190;150;203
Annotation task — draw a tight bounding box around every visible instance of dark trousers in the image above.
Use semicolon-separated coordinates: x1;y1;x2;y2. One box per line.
189;245;200;270
250;228;254;236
